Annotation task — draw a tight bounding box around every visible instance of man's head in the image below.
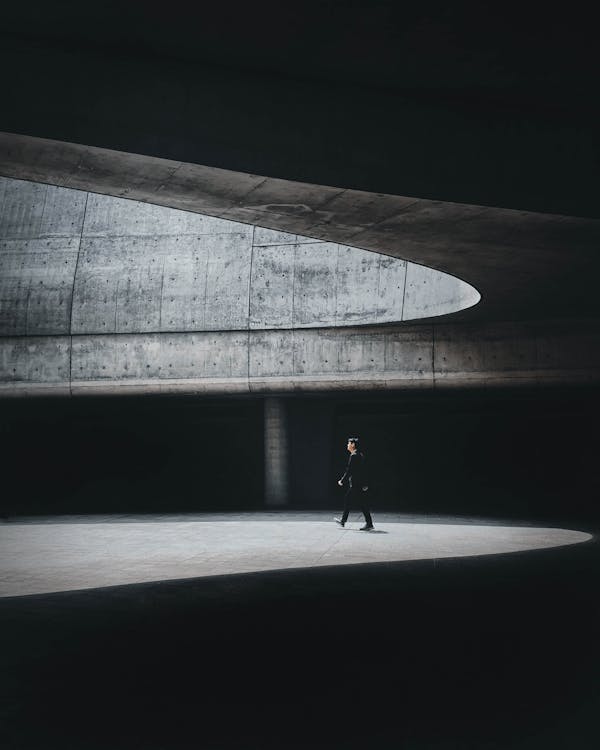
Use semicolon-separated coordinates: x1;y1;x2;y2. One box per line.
347;437;360;453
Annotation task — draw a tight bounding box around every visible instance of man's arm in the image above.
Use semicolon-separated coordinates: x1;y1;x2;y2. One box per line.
338;454;354;486
362;455;369;491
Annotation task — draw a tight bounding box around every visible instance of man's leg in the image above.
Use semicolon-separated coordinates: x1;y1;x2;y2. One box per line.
340;488;353;525
360;496;374;529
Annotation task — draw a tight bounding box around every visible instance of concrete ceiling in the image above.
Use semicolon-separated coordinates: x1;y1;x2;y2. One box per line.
1;132;598;326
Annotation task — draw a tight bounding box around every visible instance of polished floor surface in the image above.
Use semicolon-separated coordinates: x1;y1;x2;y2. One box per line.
0;512;592;597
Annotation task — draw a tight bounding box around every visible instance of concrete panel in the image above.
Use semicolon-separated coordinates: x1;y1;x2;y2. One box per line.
0;178;49;239
0;238;80;335
156;238;209;332
248;330;295;379
159;232;252;331
202;233;252;330
336;245;402;325
82;192;238;238
376;255;407;322
403;262;480;320
0;179;84;336
335;243;377;326
383;327;434;382
36;184;88;237
0;177;86;238
72;236;163;334
293;242;338;327
433;322;538;385
72;232;252;334
335;330;387;375
249;245;295;329
292;330;344;377
71;332;249;386
0;335;70;394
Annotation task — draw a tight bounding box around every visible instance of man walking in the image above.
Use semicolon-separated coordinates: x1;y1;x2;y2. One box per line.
334;437;374;530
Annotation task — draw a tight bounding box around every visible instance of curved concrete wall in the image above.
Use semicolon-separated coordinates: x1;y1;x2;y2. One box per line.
1;320;599;397
0;176;479;338
1;176;598;396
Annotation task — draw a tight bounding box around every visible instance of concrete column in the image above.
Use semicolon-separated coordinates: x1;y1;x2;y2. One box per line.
264;397;289;506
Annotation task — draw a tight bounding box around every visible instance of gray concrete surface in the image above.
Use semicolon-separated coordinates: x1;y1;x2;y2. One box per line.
1;319;599;396
0;513;591;597
0;175;478;340
1;153;599;396
2;132;599;325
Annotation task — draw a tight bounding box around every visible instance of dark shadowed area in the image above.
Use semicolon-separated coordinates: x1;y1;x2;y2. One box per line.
1;2;599;218
1;534;599;749
2;388;598;523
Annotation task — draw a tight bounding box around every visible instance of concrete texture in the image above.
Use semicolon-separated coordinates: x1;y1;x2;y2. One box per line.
0;513;591;597
1;172;598;396
0;175;478;341
1;132;598;325
2;319;599;396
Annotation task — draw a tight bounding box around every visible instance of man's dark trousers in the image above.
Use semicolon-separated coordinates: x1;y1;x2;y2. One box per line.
341;486;373;527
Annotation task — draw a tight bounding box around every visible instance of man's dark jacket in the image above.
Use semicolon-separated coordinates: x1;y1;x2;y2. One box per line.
340;451;368;490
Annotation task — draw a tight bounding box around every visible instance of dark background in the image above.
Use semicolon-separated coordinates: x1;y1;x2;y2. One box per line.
2;1;599;218
2;387;598;524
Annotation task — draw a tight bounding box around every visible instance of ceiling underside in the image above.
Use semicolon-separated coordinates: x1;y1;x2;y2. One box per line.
1;133;598;325
1;2;598;219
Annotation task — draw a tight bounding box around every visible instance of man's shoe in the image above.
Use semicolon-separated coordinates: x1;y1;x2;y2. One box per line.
334;517;345;527
360;524;374;531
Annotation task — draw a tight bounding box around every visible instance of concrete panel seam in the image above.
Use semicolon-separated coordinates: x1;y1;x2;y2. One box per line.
291;242;297;328
400;255;408;321
333;243;340;327
39;184;49;238
247;225;256;383
201;237;210;330
158;257;165;329
375;251;382;325
68;192;89;393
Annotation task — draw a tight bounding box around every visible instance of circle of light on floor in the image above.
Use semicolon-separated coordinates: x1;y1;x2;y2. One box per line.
0;515;592;597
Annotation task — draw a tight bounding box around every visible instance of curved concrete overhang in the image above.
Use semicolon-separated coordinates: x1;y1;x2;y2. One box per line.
0;175;479;335
2;132;600;325
1;133;599;396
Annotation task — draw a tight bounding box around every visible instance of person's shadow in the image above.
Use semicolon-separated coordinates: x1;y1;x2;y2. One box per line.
345;528;388;534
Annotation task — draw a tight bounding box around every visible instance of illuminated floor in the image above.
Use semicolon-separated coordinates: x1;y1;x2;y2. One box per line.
0;512;591;597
